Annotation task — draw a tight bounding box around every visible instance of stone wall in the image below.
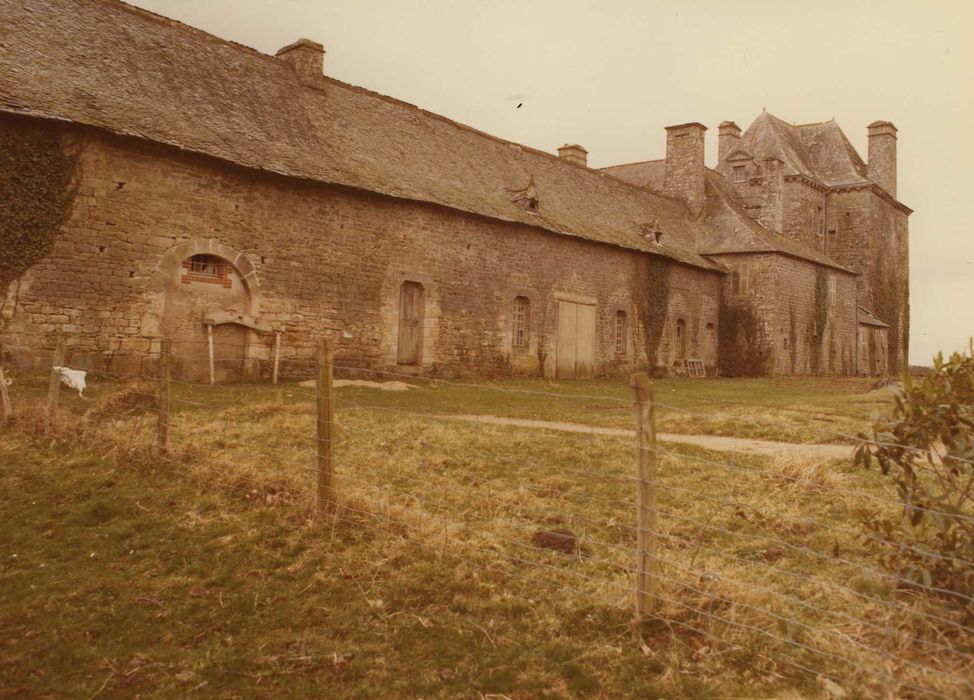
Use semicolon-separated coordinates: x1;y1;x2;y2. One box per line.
782;178;827;252
708;252;858;376
825;188;909;373
0;119;723;380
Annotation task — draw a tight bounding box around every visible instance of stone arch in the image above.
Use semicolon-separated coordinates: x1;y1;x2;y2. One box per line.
147;239;263;382
149;239;260;315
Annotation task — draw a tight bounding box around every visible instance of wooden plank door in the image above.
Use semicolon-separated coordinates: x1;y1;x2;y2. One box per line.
704;323;716;368
575;303;595;379
556;300;596;379
397;281;424;365
556;300;578;379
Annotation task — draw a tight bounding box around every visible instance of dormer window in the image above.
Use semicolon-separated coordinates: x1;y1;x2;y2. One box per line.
507;176;540;214
733;165;746;183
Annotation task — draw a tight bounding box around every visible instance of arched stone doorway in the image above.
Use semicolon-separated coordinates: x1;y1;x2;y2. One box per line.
152;240;261;382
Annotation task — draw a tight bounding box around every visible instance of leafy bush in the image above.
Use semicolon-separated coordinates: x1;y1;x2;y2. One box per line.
854;342;974;608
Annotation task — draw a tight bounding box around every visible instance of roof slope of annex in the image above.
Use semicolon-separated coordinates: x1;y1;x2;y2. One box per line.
699;170;855;273
0;0;721;272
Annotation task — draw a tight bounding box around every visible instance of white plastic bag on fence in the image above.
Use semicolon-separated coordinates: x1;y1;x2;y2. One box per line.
53;366;87;397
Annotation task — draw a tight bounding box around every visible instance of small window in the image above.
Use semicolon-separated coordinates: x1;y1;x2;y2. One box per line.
189;254;219;277
513;296;530;348
614;310;628;355
828;277;837;306
733;165;746;183
783;336;789;350
731;261;750;294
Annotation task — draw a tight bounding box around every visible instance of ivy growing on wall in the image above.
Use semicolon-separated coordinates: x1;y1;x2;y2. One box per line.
633;255;671;372
870;254;901;374
0;114;80;330
717;303;771;376
806;267;829;374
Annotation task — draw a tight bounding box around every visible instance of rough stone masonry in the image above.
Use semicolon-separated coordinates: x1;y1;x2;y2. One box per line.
0;0;909;381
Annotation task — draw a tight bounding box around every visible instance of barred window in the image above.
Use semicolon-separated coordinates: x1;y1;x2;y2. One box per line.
513;296;530;348
189;254;219;277
614;310;628;355
733;165;746;183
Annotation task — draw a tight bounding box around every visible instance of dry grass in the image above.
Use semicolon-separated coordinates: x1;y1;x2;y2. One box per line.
2;378;971;698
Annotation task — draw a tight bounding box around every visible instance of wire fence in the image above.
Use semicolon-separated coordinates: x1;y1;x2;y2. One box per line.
1;335;972;698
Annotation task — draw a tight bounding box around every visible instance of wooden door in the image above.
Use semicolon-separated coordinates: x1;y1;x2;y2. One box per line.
703;323;716;368
556;300;596;379
397;282;424;365
675;319;687;360
556;300;577;378
575;303;595;379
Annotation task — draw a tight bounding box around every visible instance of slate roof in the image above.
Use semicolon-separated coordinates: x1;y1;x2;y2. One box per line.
728;111;870;187
699;170;855;273
598;159;666;191
0;0;721;272
858;306;889;328
598;159;855;273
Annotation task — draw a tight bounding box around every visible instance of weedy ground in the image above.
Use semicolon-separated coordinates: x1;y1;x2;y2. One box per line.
1;374;970;698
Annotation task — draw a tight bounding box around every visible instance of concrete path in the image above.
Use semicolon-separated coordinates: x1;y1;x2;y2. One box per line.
436;413;854;461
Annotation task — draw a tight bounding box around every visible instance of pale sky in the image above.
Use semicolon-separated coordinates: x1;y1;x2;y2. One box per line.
129;0;974;366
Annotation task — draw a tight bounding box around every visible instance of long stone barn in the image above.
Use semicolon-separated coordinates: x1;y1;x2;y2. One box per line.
0;0;910;381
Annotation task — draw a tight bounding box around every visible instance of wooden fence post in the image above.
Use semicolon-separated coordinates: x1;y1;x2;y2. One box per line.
272;331;282;385
206;323;215;386
157;338;171;455
45;335;67;435
315;336;335;513
0;365;11;426
631;372;659;619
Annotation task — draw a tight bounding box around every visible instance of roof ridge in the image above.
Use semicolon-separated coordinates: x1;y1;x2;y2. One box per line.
599;158;665;170
109;0;281;65
106;0;618;194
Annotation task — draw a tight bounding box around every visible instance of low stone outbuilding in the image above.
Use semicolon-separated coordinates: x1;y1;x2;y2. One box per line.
0;0;909;380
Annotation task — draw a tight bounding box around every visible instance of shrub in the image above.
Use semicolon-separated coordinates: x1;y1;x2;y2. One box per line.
854;342;974;608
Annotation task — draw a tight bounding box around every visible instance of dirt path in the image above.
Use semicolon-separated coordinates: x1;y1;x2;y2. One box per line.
436;413;853;461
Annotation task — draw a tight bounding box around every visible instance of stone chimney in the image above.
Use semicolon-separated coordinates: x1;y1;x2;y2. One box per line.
717;121;741;165
276;38;325;85
663;122;707;216
557;144;588;167
867;121;897;197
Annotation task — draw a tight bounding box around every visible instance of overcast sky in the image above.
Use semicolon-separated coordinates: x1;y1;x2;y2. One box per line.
129;0;974;365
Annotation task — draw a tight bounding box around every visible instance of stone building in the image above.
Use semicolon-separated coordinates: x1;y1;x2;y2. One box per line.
0;0;909;380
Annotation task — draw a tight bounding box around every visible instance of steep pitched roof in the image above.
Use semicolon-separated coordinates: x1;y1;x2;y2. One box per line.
598;159;666;191
699;170;855;273
0;0;721;272
858;306;889;328
732;111;870;187
598;154;856;273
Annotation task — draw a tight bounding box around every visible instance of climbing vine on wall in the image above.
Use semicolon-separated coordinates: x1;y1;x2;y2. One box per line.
0;114;80;330
633;255;671;371
717;303;771;376
807;267;829;374
870;255;900;374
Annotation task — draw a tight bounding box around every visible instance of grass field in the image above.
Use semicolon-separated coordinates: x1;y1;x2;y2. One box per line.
2;373;971;698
